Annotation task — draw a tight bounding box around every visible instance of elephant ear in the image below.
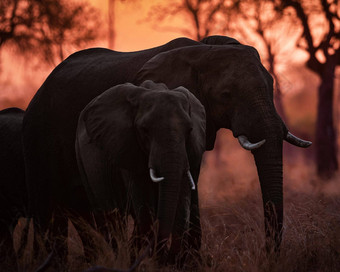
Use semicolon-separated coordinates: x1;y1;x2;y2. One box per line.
135;46;209;94
174;87;206;176
76;83;146;211
81;83;144;166
200;35;240;45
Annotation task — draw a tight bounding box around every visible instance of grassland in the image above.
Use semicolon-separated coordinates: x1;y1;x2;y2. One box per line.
4;132;340;271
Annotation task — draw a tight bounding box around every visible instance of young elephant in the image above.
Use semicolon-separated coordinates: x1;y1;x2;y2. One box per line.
75;80;206;263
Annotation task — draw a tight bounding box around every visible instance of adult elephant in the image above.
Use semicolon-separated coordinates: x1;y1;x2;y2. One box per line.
0;107;26;269
23;35;310;261
137;35;311;250
75;80;206;262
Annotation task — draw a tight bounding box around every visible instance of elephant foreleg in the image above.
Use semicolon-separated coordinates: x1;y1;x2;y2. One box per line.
0;223;17;270
120;170;155;257
16;217;31;262
47;210;69;269
94;210;127;252
168;177;191;266
69;211;98;264
188;188;201;251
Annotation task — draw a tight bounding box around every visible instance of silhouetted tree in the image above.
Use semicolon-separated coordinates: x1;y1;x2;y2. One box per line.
149;0;238;41
275;0;339;179
228;0;299;122
108;0;115;49
0;0;100;64
107;0;137;49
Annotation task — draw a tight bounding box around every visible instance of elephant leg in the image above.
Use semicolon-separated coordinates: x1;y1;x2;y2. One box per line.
0;223;17;270
16;217;31;261
47;210;69;268
120;170;155;256
32;222;42;261
76;132;129;252
185;188;202;267
94;210;127;252
29;212;67;272
167;175;191;266
94;212;114;249
188;188;201;251
69;211;98;264
130;205;154;257
187;165;202;259
88;168;129;254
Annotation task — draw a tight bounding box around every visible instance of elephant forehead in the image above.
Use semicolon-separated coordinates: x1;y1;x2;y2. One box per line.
142;91;189;108
205;46;261;68
201;48;271;89
138;94;191;127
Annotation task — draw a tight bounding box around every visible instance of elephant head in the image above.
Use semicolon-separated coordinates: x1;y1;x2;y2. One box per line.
75;80;206;257
135;40;311;250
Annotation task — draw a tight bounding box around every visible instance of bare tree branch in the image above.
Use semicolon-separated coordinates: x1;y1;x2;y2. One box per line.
282;0;323;73
0;0;101;64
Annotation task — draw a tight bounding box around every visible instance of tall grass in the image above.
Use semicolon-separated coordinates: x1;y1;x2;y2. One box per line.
6;180;340;272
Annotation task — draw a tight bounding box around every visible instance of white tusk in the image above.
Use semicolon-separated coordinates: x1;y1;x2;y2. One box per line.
149;168;164;183
187;171;196;190
238;135;266;151
285;132;312;148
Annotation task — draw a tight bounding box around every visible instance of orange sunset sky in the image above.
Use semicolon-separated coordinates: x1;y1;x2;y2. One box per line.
0;0;310;109
88;0;189;51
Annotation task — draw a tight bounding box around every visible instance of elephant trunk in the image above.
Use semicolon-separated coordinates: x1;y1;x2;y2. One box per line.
252;125;283;252
154;151;190;262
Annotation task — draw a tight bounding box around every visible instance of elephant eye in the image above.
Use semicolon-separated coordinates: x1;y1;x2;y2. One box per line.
186;126;193;139
137;123;148;137
221;91;231;99
141;126;149;137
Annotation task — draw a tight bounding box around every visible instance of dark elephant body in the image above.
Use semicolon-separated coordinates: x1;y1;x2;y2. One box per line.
0;107;26;266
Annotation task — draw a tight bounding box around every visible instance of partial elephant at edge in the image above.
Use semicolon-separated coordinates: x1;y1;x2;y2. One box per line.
0;107;26;268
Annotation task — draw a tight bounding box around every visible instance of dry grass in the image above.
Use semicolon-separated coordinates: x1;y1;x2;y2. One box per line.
4;179;340;272
4;133;340;272
198;191;340;272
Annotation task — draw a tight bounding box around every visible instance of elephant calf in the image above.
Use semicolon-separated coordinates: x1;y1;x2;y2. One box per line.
0;107;26;268
75;80;206;264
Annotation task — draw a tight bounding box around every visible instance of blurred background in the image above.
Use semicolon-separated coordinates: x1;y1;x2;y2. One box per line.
0;0;339;205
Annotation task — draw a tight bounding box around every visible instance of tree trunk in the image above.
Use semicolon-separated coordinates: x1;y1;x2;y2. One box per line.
108;0;115;49
316;60;338;179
